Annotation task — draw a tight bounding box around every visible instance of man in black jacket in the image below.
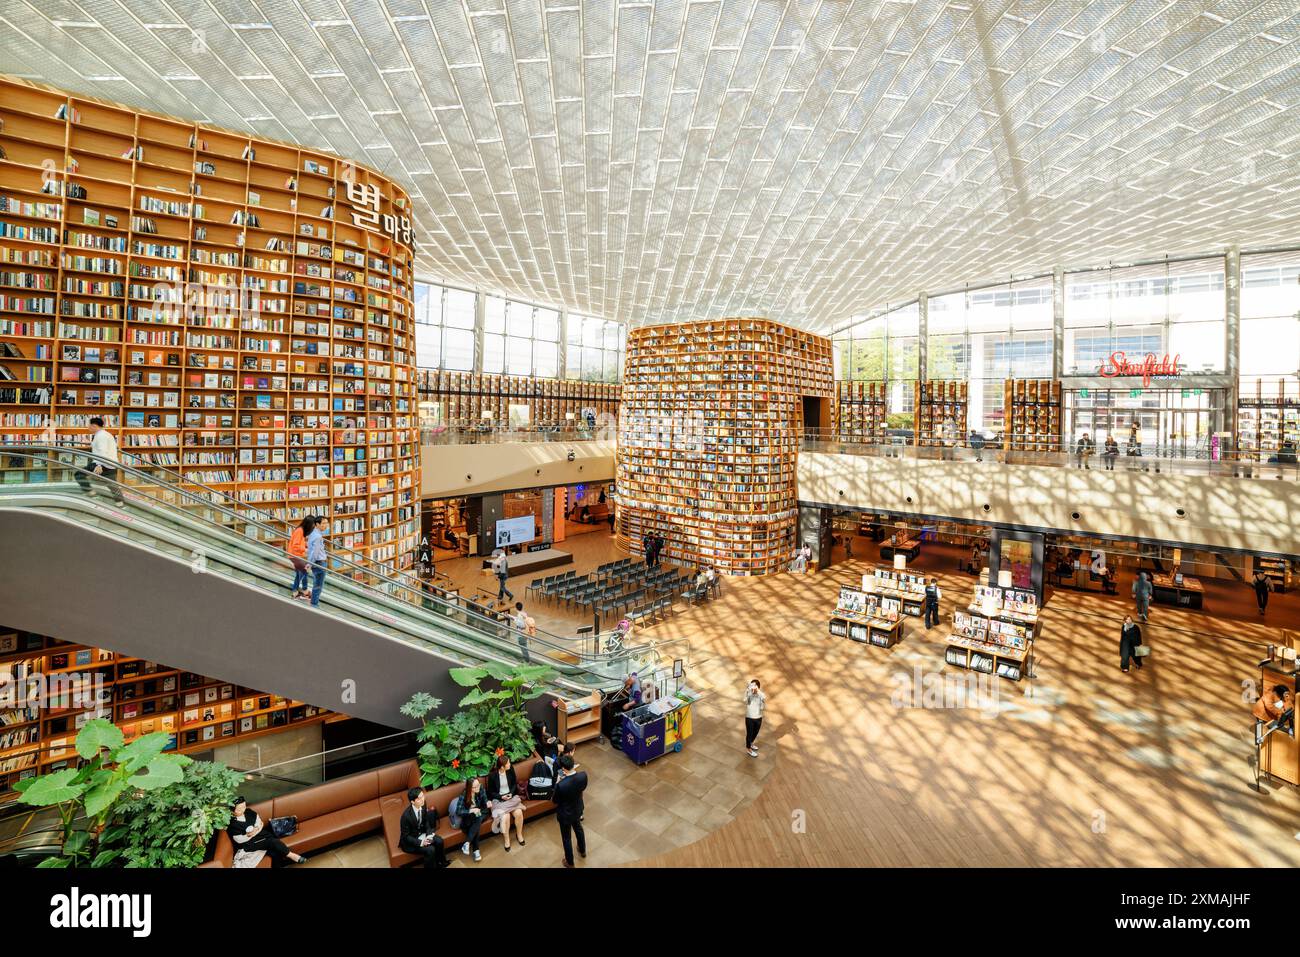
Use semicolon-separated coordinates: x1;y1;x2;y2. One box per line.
399;786;449;868
554;755;587;867
1119;615;1143;674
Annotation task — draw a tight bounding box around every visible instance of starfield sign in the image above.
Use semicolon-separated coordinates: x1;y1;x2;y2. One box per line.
1097;352;1181;388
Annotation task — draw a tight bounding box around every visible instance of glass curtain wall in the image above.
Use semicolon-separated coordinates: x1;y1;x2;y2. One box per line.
412;281;622;382
926;277;1053;433
834;302;919;425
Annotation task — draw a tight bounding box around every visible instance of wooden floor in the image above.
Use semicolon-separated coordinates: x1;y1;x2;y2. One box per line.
624;547;1300;868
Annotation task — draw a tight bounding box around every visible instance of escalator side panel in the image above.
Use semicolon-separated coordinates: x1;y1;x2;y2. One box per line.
0;508;463;729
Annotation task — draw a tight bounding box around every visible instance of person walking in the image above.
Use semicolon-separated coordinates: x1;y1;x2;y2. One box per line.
1132;570;1152;622
307;514;328;607
554;754;587;867
77;416;126;505
287;515;314;600
1119;615;1144;673
491;548;514;603
923;577;942;629
1252;569;1271;616
744;679;766;757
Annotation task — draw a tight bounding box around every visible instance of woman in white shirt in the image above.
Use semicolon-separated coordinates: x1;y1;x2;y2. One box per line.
744;679;766;757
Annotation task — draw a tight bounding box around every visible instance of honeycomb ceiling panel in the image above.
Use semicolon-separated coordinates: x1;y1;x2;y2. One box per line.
4;0;1298;331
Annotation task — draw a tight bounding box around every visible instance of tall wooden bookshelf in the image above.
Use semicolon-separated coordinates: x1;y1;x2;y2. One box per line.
1003;378;1062;452
1237;377;1299;460
914;379;968;447
835;380;887;443
0;76;419;570
615;318;833;576
418;370;619;429
0;626;333;796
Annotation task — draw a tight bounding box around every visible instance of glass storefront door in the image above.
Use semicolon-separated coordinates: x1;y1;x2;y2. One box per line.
1065;388;1226;456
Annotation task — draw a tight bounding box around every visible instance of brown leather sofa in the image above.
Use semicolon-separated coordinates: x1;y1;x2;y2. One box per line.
381;755;563;867
202;755;572;868
201;759;418;868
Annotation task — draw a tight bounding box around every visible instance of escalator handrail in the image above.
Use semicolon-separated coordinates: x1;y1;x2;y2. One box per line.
13;490;633;692
0;447;670;672
2;444;629;659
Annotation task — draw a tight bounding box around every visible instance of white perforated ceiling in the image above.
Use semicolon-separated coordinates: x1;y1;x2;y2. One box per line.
2;0;1297;332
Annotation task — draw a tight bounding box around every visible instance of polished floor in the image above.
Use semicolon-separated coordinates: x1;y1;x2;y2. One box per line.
333;530;1299;867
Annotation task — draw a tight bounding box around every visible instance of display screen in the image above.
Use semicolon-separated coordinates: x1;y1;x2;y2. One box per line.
495;515;536;548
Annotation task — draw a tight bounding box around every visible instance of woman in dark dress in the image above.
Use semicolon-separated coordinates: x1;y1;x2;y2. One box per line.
227;796;305;867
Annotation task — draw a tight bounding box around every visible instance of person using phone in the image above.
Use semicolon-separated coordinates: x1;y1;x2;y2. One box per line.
227;796;305;866
398;787;448;868
744;679;766;757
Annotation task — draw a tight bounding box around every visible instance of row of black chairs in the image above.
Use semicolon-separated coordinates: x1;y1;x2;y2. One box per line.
526;569;579;603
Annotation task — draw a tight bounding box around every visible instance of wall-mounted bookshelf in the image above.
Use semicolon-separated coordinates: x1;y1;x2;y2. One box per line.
1004;378;1062;452
835;380;887;443
1237;378;1299;461
0;626;332;795
913;379;968;448
615;318;833;576
0;76;419;569
1253;555;1293;594
417;370;618;429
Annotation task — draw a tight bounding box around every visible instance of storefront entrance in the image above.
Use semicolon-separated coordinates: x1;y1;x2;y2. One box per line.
1064;386;1228;456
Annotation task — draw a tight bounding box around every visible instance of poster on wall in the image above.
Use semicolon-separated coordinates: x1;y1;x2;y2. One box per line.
495;515;536;548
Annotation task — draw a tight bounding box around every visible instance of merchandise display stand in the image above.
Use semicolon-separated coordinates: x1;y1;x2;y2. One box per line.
828;584;905;648
860;565;927;617
945;584;1040;687
553;689;601;746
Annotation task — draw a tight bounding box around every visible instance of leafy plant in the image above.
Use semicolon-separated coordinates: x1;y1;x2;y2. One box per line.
111;760;244;868
15;719;189;868
402;662;554;788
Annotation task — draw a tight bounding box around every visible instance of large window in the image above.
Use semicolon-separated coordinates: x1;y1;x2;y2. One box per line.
1240;251;1300;385
566;314;623;382
1063;259;1225;374
927;278;1053;431
413;281;476;372
483;295;562;378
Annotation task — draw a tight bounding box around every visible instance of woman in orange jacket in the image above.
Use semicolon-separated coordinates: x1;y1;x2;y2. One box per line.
287;515;315;600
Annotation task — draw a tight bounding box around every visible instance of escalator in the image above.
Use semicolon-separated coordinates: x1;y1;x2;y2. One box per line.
0;447;678;727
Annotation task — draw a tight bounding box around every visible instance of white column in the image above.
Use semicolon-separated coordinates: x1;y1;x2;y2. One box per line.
1224;246;1241;446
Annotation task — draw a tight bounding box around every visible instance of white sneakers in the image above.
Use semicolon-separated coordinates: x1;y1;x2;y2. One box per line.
473;850;481;862
461;842;470;855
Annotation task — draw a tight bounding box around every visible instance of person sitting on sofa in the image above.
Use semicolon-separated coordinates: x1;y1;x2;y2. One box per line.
485;754;526;851
227;796;305;867
399;786;449;868
450;777;489;862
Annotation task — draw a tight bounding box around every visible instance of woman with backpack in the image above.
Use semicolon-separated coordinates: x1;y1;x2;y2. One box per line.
287;515;314;600
451;777;488;862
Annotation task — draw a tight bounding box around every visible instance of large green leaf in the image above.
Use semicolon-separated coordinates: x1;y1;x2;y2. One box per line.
36;856;70;868
17;769;84;806
457;688;489;707
481;661;515;682
128;754;187;791
91;849;122;868
514;664;556;684
83;778;129;819
448;666;488;687
75;719;124;759
62;829;91;857
116;732;178;775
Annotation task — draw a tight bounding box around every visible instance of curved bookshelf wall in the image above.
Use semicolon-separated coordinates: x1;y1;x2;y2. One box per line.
0;76;419;571
615;318;834;575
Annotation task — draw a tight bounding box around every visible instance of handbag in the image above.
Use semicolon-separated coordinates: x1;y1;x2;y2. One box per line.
269;815;298;838
1134;645;1151;658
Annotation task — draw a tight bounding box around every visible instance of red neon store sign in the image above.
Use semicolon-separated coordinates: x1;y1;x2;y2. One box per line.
1097;352;1181;388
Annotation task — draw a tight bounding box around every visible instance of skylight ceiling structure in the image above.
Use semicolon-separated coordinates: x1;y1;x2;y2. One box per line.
2;0;1297;333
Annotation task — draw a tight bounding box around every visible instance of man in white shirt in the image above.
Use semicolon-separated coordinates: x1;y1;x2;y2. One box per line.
511;602;532;662
78;416;125;505
492;549;514;602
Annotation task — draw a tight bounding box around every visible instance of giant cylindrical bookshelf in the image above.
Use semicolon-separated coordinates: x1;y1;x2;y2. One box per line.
615;318;833;575
0;76;420;570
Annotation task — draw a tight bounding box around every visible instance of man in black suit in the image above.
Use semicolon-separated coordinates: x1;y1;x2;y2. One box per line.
554;755;587;867
399;786;449;868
